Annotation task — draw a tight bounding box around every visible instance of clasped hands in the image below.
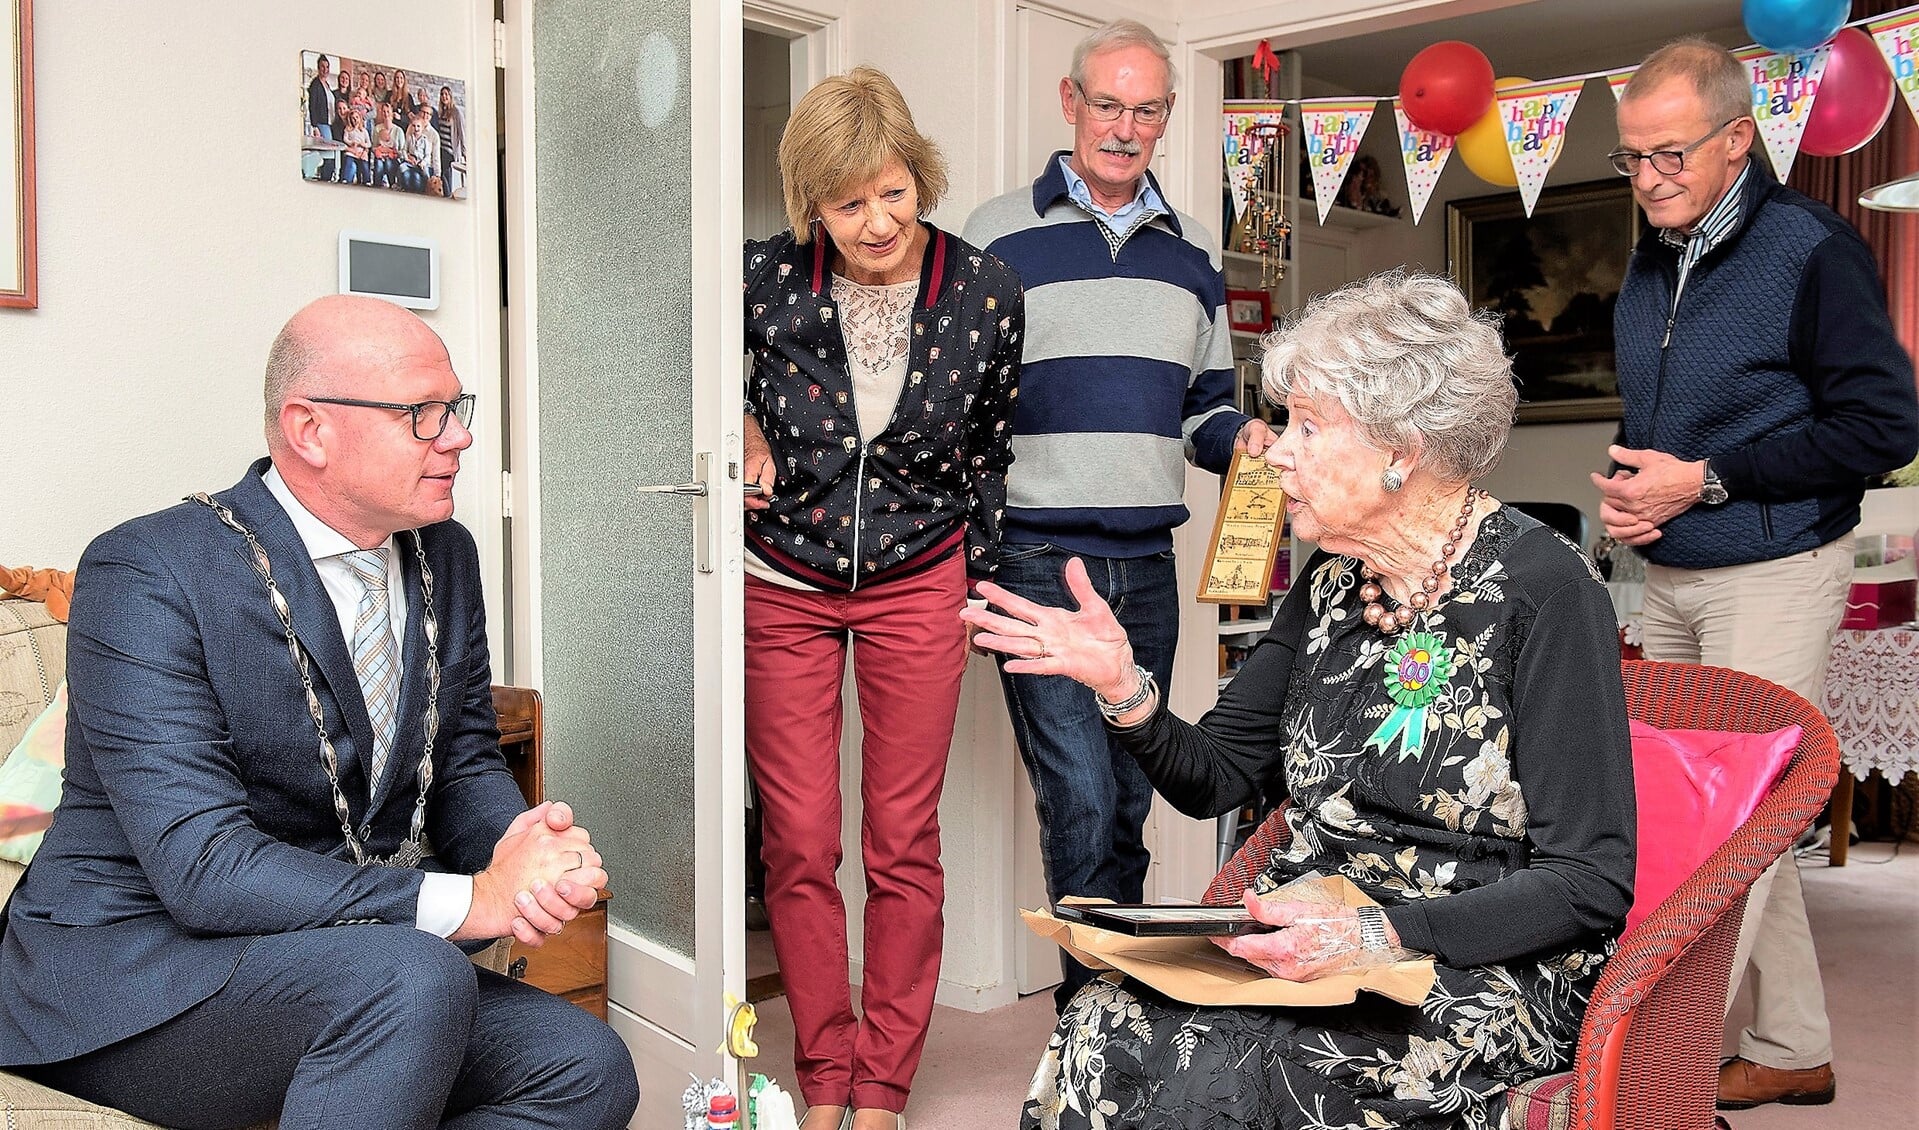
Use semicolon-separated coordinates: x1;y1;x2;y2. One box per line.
457;800;606;948
1590;445;1707;547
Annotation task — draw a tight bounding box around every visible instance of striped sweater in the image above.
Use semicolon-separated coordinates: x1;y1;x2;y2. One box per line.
963;154;1248;557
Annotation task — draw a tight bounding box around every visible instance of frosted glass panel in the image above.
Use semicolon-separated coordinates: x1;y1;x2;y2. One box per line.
533;2;696;956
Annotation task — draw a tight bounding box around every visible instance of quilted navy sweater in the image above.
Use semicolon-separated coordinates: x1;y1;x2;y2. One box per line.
1614;161;1917;570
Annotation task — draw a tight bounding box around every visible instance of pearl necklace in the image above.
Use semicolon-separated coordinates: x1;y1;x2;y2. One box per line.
1359;489;1481;636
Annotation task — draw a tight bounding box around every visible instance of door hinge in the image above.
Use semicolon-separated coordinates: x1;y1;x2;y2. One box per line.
500;469;514;519
493;19;507;70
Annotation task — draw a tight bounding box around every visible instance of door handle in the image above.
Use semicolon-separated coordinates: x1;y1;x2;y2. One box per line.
636;481;709;497
634;452;719;573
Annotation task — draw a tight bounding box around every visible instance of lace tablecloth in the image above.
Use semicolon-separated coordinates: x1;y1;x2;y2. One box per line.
1822;626;1919;783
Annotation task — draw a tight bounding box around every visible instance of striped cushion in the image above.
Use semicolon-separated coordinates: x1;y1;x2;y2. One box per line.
1504;1071;1576;1130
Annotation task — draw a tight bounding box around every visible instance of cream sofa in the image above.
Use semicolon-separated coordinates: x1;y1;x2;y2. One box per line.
0;598;509;1128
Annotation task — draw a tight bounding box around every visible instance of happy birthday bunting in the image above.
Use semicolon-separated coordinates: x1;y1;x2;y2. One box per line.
1735;44;1831;182
1869;9;1919;131
1497;78;1584;216
1392;101;1455;225
1222;101;1290;222
1300;100;1378;224
1606;69;1636;102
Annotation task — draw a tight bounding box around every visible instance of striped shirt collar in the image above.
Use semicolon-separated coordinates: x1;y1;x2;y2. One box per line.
1659;161;1751;268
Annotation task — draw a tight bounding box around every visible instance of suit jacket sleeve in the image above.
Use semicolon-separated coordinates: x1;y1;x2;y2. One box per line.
68;526;421;936
422;527;528;874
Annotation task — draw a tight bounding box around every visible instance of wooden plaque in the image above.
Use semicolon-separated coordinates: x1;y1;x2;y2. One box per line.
1197;452;1287;604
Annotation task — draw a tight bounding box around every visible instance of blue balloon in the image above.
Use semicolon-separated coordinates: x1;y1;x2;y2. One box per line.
1742;0;1850;54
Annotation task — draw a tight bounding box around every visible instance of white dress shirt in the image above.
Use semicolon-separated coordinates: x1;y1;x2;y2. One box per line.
262;465;472;937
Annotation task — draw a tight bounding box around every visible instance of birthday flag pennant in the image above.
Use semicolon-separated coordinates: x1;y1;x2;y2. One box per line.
1222;101;1289;223
1735;44;1831;183
1300;99;1378;223
1497;78;1584;216
1392;101;1455;225
1606;68;1636;102
1869;8;1919;131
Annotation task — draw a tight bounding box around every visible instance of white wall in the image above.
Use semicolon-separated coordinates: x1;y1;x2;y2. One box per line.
0;1;500;625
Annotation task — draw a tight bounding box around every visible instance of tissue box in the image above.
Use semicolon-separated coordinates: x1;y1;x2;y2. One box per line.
1842;564;1917;629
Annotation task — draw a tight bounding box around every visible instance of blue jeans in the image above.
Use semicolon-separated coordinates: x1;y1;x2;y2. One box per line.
992;543;1179;1009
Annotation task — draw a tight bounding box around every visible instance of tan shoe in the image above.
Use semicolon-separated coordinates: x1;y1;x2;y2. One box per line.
1716;1057;1836;1109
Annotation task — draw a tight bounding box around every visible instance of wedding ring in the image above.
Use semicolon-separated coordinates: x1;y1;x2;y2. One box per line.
1036;644;1051;659
571;850;584;870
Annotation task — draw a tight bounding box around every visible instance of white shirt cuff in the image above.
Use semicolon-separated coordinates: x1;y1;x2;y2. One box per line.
417;872;475;938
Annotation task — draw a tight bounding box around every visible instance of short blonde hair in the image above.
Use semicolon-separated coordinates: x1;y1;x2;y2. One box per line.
1623;37;1750;126
1261;272;1516;484
778;66;948;243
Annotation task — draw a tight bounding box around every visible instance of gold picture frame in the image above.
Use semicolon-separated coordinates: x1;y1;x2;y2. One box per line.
1197;452;1287;604
1447;179;1642;424
1;0;35;309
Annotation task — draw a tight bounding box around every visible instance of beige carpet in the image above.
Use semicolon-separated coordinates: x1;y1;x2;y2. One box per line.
747;845;1917;1129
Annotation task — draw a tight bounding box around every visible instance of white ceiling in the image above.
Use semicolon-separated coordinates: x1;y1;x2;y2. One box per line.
1284;0;1747;99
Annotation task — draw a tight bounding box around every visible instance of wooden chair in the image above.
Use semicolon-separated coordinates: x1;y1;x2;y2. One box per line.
1202;660;1841;1130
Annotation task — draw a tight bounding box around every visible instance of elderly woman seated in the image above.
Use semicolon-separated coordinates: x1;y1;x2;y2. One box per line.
965;272;1636;1130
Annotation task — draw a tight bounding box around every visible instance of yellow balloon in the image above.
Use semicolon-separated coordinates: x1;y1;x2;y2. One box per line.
1456;76;1530;187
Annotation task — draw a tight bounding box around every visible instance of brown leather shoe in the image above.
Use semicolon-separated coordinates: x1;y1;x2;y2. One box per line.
1717;1057;1836;1109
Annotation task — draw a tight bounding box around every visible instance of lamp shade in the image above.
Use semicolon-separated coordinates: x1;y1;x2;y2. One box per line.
1859;171;1919;212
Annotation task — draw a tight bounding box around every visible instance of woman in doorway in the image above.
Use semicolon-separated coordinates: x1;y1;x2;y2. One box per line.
740;66;1023;1130
967;273;1635;1130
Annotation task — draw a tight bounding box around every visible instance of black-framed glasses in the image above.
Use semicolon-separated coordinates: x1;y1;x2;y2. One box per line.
309;392;477;440
1607;118;1738;178
1074;82;1171;128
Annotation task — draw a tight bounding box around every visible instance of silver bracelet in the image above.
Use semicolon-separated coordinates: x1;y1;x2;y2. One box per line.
1094;664;1157;721
1355;904;1392;953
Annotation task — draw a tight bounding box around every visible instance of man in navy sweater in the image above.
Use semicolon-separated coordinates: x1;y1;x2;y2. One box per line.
964;19;1276;1011
1595;38;1918;1113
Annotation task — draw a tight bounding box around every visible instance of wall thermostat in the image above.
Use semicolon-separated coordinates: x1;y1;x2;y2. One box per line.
338;230;440;310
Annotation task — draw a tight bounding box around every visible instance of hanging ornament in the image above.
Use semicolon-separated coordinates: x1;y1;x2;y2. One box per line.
1252;40;1282;94
1235;122;1292;288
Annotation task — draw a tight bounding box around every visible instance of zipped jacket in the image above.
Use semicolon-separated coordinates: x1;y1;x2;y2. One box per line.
1614;161;1917;569
743;223;1023;591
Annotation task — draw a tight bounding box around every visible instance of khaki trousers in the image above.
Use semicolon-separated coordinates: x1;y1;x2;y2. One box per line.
1639;533;1852;1070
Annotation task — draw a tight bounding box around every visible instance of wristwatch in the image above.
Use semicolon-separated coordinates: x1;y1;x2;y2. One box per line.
1355;905;1392;953
1698;461;1729;506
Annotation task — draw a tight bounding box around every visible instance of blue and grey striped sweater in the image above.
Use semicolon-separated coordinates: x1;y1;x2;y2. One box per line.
963;154;1248;558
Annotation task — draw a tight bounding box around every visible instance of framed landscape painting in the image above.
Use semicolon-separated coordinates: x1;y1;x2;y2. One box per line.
1448;179;1642;424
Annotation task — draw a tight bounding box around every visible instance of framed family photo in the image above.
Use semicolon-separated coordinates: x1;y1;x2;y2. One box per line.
1226;288;1272;334
2;0;34;309
1448;179;1643;424
300;50;469;201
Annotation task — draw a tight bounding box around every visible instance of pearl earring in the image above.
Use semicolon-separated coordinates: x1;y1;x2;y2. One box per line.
1381;468;1404;493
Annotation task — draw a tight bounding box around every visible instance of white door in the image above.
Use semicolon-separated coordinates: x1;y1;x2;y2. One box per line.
501;3;748;1125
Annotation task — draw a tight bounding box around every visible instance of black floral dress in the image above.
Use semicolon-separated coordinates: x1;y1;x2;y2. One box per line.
1022;507;1637;1130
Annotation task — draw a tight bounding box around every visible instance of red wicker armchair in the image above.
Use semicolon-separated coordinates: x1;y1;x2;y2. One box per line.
1202;660;1841;1130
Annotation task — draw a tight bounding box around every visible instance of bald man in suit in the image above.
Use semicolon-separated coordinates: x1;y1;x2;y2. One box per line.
0;297;638;1129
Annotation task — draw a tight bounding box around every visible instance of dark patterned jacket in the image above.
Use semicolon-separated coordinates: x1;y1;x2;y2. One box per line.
743;223;1023;591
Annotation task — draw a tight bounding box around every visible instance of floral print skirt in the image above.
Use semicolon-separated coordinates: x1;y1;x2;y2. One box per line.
1022;953;1601;1130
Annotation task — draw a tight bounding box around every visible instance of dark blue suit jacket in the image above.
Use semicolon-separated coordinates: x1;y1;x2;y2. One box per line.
0;460;526;1065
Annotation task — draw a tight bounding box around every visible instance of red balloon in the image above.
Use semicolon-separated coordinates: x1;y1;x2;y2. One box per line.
1399;41;1496;136
1802;28;1896;158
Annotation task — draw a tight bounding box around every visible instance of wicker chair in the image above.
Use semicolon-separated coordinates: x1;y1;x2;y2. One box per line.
1201;659;1841;1130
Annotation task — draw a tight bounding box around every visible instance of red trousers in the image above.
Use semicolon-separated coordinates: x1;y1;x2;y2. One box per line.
743;555;967;1113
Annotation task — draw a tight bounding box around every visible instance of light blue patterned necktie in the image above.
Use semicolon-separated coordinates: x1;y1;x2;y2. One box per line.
341;548;399;794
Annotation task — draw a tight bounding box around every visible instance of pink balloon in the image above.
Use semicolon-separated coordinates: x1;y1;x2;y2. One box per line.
1399;42;1495;136
1802;28;1896;158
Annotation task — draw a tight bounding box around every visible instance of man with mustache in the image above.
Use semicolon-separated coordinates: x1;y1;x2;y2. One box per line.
964;19;1276;1011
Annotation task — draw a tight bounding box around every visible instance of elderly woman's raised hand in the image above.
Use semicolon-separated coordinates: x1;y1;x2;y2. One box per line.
962;557;1136;701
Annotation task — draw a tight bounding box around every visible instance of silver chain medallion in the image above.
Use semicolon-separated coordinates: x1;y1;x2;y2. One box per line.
189;492;440;868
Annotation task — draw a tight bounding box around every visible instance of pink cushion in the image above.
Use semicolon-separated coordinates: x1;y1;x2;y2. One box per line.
1625;720;1801;932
